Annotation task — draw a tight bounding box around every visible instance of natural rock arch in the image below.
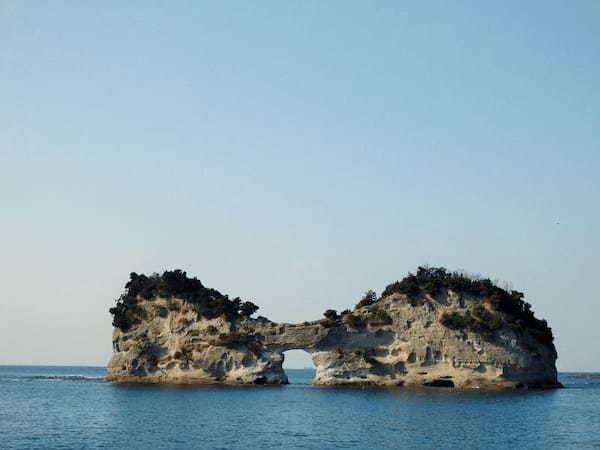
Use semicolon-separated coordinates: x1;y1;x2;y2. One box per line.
107;268;561;389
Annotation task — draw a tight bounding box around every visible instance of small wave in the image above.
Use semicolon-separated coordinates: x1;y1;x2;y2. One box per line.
0;375;104;382
32;375;104;381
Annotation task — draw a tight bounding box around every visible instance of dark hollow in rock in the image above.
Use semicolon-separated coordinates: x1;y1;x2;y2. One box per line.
423;379;455;387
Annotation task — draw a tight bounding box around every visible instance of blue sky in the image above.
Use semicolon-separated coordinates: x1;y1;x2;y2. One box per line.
1;1;599;370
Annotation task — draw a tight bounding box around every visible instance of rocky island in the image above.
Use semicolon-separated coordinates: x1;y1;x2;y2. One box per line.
107;267;561;389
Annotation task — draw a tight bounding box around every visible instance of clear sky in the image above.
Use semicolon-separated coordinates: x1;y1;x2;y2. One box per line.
1;1;598;370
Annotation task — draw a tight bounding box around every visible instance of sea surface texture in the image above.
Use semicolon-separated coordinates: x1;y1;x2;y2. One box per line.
0;366;598;449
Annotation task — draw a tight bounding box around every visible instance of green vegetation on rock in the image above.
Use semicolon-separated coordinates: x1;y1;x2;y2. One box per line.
379;266;554;345
367;308;393;326
109;270;259;331
355;290;377;309
109;266;553;348
440;306;502;341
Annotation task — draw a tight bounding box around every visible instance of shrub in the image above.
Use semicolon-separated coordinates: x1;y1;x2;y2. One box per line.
323;309;338;320
440;307;502;341
109;270;260;331
381;276;420;298
472;304;502;330
109;300;133;330
239;301;259;317
409;297;425;307
320;318;337;328
355;290;378;309
368;309;393;326
440;311;468;330
214;332;254;348
343;313;364;329
382;267;553;345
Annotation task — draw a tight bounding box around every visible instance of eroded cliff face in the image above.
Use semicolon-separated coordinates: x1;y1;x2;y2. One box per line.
107;289;560;389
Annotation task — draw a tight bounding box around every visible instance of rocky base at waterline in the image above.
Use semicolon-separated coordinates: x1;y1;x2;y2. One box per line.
107;268;562;389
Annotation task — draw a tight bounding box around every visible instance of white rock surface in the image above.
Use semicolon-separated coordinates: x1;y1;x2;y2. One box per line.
107;291;560;389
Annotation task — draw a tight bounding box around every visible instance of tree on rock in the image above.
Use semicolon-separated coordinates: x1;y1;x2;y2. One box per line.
323;309;338;320
239;301;259;317
355;290;377;309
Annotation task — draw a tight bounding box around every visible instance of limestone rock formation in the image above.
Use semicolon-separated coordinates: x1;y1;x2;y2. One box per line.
107;268;561;389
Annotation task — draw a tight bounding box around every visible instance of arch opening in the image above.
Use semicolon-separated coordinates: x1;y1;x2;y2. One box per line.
282;349;315;384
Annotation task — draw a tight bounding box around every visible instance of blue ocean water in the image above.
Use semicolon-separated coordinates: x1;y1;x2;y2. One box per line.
0;366;598;449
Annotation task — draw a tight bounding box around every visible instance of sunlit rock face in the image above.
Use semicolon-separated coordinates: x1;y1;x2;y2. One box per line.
107;271;560;389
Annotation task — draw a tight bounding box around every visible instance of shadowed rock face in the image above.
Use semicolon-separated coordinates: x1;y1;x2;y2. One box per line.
107;289;561;389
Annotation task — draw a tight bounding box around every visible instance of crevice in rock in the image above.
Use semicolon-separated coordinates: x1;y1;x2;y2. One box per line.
424;379;455;387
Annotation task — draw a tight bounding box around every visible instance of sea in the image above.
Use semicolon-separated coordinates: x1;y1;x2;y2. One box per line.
0;366;598;449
